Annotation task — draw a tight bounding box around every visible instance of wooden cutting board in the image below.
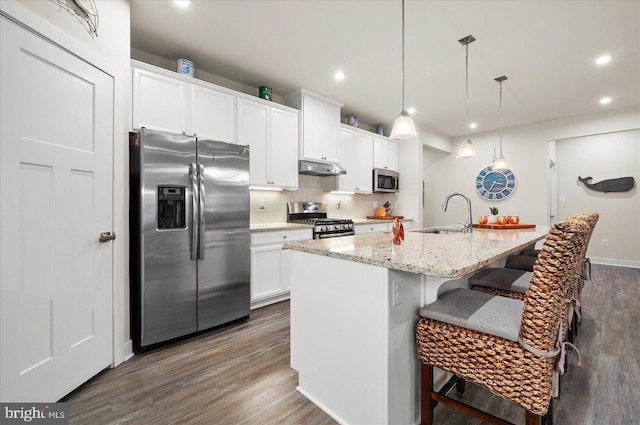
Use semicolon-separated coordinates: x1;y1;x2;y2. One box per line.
366;215;404;220
472;223;536;229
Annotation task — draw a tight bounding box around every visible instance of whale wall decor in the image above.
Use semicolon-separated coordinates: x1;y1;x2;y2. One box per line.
578;176;635;193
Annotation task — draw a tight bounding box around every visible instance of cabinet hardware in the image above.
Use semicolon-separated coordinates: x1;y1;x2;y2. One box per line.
99;232;116;242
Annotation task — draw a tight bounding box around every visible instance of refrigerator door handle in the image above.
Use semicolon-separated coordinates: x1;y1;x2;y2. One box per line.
189;163;199;261
197;164;206;260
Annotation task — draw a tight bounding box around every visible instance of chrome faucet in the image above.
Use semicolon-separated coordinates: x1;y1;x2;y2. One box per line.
442;192;473;234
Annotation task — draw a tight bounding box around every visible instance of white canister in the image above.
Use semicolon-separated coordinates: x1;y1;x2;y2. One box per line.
177;59;195;77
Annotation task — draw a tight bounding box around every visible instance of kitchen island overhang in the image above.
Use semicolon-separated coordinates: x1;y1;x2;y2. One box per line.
284;227;548;425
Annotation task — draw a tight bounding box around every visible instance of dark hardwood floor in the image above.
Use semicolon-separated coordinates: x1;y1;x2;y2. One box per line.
63;264;640;425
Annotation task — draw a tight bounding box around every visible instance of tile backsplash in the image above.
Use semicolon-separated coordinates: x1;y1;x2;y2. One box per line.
250;175;396;223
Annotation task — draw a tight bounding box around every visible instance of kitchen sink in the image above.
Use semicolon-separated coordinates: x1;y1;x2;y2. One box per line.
412;227;464;234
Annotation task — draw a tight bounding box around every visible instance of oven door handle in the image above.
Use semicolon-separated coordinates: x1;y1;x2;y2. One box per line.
316;231;355;239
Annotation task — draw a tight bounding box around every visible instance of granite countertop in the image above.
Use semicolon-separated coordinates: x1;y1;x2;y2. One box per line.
250;218;413;232
283;226;549;278
352;218;413;224
250;222;312;232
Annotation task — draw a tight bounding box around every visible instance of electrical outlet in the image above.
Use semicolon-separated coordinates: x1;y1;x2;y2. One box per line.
559;195;566;202
259;199;265;209
392;281;403;307
601;239;608;247
373;201;379;209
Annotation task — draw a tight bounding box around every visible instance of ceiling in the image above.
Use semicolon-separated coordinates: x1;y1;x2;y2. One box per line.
130;0;640;139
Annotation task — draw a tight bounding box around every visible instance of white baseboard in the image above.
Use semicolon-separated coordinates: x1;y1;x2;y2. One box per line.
296;386;348;425
123;340;134;362
590;257;640;269
250;292;290;310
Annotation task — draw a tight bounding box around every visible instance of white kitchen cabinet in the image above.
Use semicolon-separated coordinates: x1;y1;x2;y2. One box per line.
352;130;374;193
191;84;235;142
325;126;373;193
237;98;299;189
250;228;312;308
132;67;188;133
269;108;299;188
238;99;269;185
354;222;390;234
285;89;343;164
132;61;236;143
373;136;398;171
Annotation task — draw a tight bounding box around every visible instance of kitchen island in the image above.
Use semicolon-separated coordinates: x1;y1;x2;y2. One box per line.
283;226;548;425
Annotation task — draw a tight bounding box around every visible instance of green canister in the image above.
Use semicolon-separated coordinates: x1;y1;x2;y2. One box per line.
259;86;272;101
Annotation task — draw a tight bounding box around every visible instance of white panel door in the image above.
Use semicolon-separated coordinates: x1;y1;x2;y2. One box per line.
301;95;340;163
373;137;398;171
353;132;373;193
338;129;356;191
132;67;188;133
269;108;298;189
250;244;285;302
1;17;114;402
237;98;269;186
191;85;235;143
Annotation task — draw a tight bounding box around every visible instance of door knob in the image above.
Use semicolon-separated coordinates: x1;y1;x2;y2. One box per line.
99;232;116;243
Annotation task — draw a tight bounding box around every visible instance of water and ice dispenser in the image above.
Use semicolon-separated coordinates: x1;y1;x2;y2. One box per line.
157;186;186;229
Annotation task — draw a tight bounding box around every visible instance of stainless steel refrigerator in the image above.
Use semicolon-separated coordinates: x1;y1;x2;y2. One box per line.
130;128;250;351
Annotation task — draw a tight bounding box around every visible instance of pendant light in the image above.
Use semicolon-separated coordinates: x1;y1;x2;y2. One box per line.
456;35;477;159
493;75;508;170
390;0;417;140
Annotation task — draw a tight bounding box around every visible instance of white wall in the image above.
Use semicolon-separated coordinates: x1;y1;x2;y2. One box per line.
396;137;424;228
14;0;132;345
423;147;450;226
423;105;640;264
557;129;639;264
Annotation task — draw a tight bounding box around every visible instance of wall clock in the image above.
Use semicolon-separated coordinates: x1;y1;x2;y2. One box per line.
475;166;516;201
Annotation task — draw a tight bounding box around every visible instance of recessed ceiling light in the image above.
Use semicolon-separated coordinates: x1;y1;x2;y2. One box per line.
174;0;191;8
334;71;345;81
599;96;612;105
469;122;477;129
407;107;416;115
595;54;612;65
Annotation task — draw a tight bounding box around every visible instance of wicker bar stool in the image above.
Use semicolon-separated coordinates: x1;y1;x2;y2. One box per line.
469;213;597;339
416;218;589;425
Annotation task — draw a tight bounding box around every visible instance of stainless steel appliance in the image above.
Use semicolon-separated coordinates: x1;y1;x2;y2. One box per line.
287;202;354;239
129;128;250;351
373;168;400;193
298;159;346;176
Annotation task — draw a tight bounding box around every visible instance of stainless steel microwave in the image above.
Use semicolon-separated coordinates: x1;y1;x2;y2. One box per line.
373;168;399;193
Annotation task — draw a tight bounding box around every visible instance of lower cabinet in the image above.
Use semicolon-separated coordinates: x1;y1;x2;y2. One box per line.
250;228;312;308
354;220;413;235
354;222;390;234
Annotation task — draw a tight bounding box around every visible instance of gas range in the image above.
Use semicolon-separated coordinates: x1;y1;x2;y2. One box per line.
287;202;354;239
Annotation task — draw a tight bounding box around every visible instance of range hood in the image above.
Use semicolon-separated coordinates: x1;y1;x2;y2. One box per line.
298;159;346;176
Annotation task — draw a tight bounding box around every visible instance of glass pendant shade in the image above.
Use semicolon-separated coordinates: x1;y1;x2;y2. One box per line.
457;35;477;159
390;0;418;141
493;154;508;170
456;139;478;159
390;111;417;139
493;75;509;170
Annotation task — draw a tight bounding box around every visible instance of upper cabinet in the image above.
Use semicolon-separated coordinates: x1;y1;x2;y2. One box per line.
237;97;299;189
191;85;235;143
132;67;189;134
131;61;235;143
373;136;398;171
325;125;373;193
284;89;343;164
131;60;301;190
